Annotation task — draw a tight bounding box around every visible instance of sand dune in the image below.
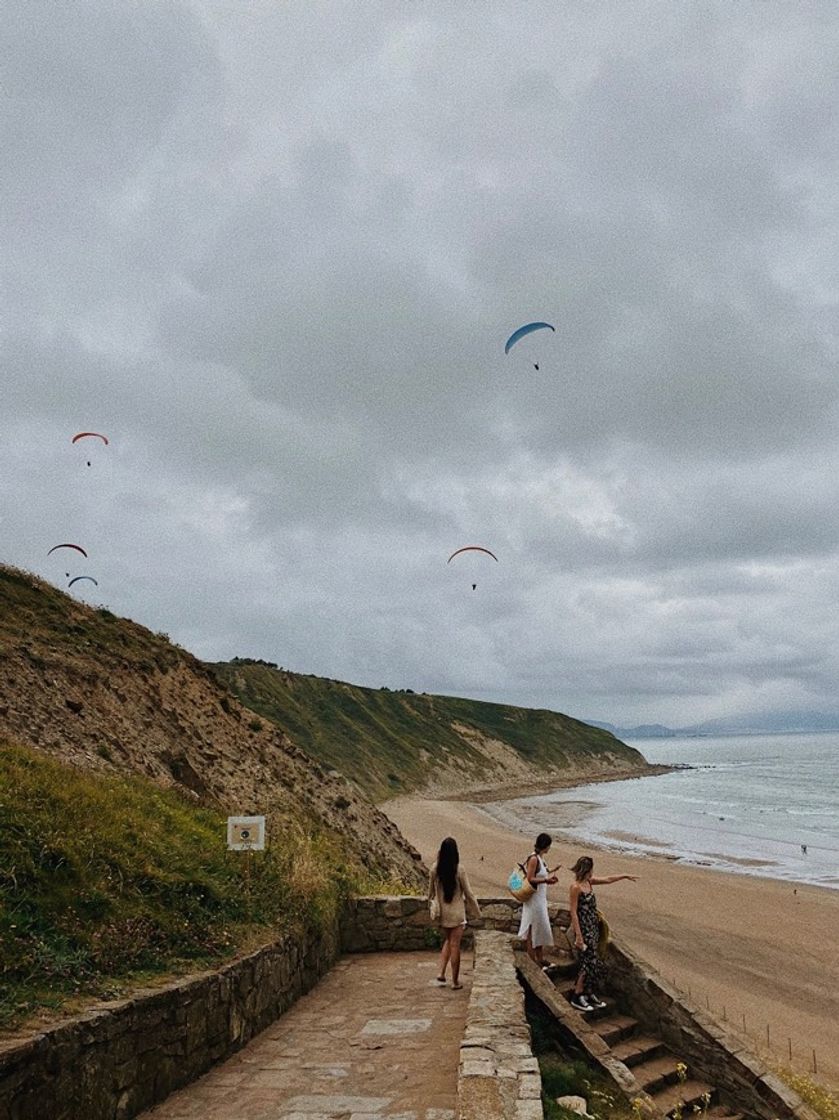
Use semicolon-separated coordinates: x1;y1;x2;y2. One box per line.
383;794;839;1089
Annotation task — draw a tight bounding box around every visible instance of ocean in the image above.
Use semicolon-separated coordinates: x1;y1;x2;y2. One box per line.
483;731;839;890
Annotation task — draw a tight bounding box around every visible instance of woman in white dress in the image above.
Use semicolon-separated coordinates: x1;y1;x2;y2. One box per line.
517;832;560;967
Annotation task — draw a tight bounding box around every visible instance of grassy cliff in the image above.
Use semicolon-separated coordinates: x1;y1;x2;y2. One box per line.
0;740;374;1028
209;659;648;801
0;566;424;889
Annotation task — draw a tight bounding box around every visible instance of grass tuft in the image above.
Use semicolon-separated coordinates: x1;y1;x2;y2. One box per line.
539;1053;635;1120
774;1066;839;1120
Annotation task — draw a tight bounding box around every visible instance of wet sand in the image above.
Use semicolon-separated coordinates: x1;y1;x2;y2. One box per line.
383;794;839;1088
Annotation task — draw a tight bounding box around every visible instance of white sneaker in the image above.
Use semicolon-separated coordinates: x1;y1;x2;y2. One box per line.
588;994;607;1009
570;994;592;1011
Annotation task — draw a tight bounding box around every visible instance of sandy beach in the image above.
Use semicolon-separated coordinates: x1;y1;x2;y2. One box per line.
383;793;839;1089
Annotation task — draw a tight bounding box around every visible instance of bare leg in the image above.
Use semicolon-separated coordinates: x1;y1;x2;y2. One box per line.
449;925;465;987
574;966;587;995
437;930;452;980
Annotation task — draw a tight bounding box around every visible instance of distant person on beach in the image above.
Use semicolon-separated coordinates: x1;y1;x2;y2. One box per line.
568;855;637;1012
518;832;560;968
428;837;482;990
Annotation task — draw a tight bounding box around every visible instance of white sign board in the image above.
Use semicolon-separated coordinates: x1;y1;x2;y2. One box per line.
227;815;266;851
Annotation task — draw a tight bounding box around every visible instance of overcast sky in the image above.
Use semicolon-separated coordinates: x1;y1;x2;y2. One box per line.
4;1;839;727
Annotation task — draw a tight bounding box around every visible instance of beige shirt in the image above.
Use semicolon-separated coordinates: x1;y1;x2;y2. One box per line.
428;862;482;928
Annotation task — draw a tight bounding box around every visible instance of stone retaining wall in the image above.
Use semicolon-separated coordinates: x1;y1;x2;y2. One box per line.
458;930;543;1120
12;892;810;1120
339;893;569;951
0;921;339;1120
604;939;819;1120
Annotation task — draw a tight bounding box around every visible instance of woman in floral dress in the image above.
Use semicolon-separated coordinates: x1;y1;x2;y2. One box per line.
568;855;637;1012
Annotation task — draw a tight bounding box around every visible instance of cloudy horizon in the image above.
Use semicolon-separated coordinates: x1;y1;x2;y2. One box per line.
5;1;839;728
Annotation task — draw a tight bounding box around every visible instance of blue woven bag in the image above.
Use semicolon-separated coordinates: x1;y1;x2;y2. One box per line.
507;861;536;902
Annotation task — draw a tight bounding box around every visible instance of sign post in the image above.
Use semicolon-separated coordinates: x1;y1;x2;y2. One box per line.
227;816;266;921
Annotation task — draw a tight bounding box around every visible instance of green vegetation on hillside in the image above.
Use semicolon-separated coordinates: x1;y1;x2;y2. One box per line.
0;742;378;1029
209;659;645;800
0;564;182;671
0;565;428;894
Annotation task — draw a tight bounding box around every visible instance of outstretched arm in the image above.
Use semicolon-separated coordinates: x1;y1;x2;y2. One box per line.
590;874;638;885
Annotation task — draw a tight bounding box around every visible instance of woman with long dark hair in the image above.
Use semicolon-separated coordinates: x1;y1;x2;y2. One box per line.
568;855;637;1012
428;836;481;989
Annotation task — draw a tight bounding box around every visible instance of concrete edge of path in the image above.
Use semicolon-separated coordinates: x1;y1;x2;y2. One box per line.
458;930;543;1120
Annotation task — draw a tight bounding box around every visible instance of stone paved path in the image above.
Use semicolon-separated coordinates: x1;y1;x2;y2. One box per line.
142;951;469;1120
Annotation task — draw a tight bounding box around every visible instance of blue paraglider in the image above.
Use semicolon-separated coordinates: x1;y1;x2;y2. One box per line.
504;322;556;369
504;321;555;353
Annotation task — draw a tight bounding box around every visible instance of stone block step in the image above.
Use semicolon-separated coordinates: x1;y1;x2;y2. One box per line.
591;1014;639;1045
652;1078;716;1117
515;941;575;964
610;1034;666;1068
706;1107;744;1120
544;959;579;978
581;998;615;1021
632;1054;685;1093
545;947;576;961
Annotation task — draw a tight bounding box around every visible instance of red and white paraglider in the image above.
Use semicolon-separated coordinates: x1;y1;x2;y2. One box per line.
48;543;88;558
72;431;109;466
447;545;499;590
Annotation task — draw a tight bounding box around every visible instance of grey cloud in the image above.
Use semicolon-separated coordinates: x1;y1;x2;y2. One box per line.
2;1;216;219
5;1;839;727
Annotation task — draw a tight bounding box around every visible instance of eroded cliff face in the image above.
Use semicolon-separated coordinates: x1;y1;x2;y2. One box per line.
210;660;651;801
0;567;424;887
